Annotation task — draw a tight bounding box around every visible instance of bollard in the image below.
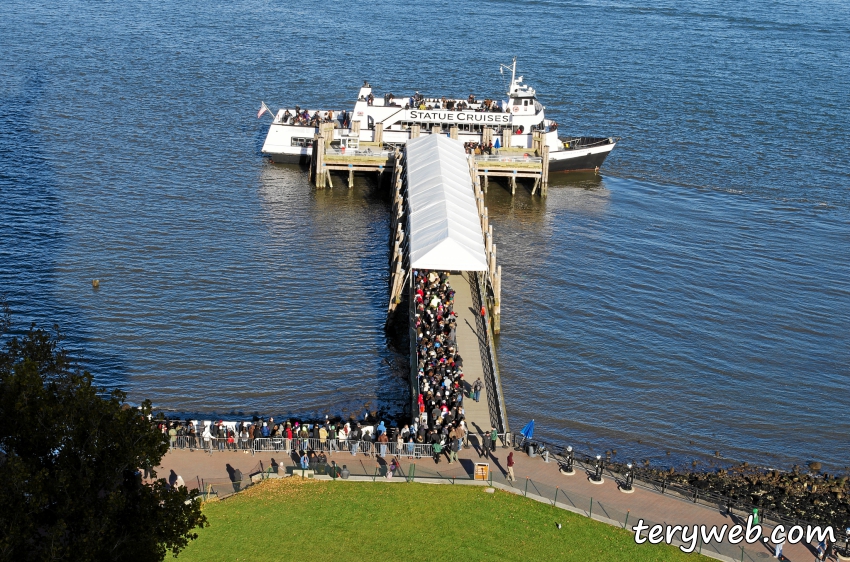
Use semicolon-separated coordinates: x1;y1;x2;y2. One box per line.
589;497;593;519
544;450;549;463
624;510;630;530
740;546;744;562
554;487;559;507
409;463;415;483
525;477;529;497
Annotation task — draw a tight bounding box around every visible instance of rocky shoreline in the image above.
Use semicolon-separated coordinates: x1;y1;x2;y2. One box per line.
600;458;850;532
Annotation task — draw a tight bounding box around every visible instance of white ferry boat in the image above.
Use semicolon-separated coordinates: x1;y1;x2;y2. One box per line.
259;59;618;172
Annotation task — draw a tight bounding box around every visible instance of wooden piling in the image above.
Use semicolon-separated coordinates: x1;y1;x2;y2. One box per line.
502;128;512;150
375;122;383;146
449;126;458;140
411;124;420;139
314;135;325;188
348;168;354;189
541;145;550;197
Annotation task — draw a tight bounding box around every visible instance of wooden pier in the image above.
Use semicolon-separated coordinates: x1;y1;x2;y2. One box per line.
309;123;396;189
472;131;550;197
309;126;547;197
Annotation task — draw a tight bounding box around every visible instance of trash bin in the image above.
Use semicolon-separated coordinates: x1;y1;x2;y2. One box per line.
527;444;536;458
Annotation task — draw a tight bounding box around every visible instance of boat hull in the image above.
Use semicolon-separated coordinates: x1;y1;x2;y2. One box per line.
267;152;311;165
548;149;612;172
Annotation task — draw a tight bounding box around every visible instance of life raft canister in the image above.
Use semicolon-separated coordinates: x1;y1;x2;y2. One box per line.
512;105;519;113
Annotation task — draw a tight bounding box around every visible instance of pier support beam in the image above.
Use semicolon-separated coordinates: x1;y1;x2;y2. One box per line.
502;128;512;150
541;145;549;197
348;168;354;189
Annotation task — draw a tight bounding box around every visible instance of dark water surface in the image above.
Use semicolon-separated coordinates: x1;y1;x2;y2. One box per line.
1;0;848;469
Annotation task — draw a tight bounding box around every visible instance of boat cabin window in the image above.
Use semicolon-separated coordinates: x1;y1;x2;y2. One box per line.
523;100;529;106
290;137;314;147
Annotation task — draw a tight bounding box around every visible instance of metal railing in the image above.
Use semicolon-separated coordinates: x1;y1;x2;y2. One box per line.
472;271;510;436
473;154;542;163
561;136;618;150
169;436;440;458
324;148;393;158
509;433;850;536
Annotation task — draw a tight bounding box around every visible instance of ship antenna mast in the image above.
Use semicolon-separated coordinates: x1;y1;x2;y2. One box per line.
499;57;517;94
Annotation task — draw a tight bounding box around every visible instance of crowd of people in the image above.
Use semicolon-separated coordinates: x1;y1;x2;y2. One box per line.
400;92;507;113
413;270;469;464
158;414;470;465
279;106;350;128
464;141;494;155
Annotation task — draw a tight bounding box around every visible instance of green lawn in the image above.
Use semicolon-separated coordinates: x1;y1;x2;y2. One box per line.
178;478;705;562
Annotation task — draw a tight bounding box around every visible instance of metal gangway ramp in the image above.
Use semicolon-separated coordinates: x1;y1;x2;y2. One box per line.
387;134;510;440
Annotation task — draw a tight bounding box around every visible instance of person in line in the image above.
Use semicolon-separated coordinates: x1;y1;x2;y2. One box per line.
473;378;482;402
449;436;461;464
328;423;337;454
378;431;389;458
507;451;515;482
432;440;442;464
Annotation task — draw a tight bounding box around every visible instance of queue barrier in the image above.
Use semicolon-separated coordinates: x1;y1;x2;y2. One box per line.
169;435;441;459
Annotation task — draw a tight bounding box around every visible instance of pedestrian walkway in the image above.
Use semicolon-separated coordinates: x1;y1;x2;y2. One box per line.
158;444;819;562
452;271;493;437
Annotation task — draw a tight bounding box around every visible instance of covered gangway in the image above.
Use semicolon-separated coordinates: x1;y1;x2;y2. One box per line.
382;133;510;438
404;135;488;272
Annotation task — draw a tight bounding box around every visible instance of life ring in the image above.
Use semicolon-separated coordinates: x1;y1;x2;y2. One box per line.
512;106;519;113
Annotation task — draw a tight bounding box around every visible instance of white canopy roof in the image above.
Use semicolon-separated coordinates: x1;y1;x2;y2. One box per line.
405;135;488;271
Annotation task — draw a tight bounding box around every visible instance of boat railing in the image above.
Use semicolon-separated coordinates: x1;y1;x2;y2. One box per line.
561;136;618;150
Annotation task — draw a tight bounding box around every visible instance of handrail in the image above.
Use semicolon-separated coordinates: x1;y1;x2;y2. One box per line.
170;435;441;458
472;271;510;435
474;155;542;163
324;148;393;158
560;136;618;150
509;434;848;532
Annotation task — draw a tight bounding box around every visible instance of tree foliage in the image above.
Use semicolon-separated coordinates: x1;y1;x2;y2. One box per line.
0;304;206;561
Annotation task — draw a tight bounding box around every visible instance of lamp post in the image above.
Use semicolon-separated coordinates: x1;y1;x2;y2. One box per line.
620;462;635;493
560;445;575;476
590;454;604;484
